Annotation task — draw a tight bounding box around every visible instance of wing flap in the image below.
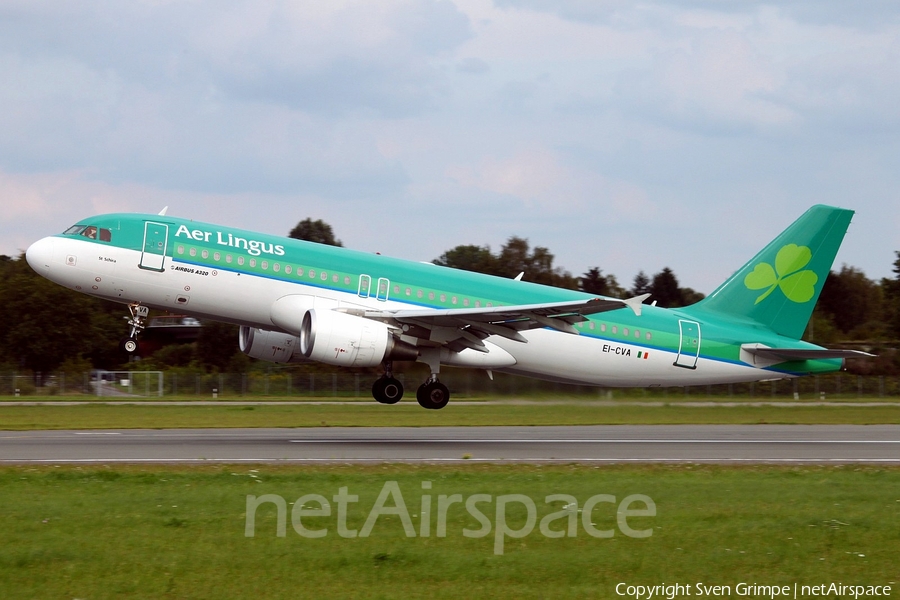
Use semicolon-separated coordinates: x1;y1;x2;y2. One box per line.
368;294;647;326
351;294;649;351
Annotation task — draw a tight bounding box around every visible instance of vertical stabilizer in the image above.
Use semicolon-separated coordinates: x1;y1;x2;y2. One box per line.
687;205;854;339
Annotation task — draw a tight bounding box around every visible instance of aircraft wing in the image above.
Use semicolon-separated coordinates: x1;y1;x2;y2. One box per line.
348;294;650;353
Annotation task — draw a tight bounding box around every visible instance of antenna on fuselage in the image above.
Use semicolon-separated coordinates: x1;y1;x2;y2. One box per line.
158;206;169;216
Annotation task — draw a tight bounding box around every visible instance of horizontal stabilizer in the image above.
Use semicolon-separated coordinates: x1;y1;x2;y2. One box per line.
741;343;873;367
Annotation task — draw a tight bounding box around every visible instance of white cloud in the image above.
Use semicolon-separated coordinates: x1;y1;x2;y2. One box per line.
615;28;796;130
0;0;898;290
445;147;655;219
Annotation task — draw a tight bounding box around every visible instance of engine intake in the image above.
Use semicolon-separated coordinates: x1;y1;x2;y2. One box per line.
239;326;305;363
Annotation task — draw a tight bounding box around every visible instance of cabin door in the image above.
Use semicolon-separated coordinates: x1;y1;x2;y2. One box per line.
674;320;701;369
140;221;169;272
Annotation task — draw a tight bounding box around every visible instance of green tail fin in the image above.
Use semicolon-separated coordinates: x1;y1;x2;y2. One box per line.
687;204;854;339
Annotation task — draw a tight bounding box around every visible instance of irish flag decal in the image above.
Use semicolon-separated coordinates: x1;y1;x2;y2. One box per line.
637;351;650;360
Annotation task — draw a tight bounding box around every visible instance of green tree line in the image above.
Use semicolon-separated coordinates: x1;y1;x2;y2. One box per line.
2;222;898;375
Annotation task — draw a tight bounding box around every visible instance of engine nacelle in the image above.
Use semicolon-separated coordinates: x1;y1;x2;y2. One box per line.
239;326;306;363
299;309;416;367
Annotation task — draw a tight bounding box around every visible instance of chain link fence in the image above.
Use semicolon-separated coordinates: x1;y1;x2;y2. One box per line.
0;370;898;400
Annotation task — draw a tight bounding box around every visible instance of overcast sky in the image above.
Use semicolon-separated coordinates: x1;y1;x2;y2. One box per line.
2;0;898;293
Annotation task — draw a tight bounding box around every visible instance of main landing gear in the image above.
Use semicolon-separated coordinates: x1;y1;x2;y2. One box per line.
414;348;450;410
416;377;450;410
370;358;452;410
372;362;404;405
120;303;149;355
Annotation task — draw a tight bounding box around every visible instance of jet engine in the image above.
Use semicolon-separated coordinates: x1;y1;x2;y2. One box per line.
299;309;417;367
239;326;306;363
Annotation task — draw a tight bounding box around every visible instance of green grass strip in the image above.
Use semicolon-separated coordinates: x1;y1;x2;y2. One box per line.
0;464;897;599
1;402;900;430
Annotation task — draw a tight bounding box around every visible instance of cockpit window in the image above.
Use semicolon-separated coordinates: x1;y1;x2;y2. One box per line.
64;224;112;242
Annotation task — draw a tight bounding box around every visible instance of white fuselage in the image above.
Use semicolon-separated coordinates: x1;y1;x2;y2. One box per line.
28;235;792;388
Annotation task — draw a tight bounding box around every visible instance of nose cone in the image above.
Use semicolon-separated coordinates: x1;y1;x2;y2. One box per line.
26;236;54;274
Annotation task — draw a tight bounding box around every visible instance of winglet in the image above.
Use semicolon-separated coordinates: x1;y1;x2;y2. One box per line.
514;272;525;281
158;206;169;216
623;293;651;317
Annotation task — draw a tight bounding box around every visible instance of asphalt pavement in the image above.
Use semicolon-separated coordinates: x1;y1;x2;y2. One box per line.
2;425;899;463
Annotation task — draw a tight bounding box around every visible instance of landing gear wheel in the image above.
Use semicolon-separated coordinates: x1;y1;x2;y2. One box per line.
416;381;450;410
372;376;404;404
121;303;148;356
120;337;139;354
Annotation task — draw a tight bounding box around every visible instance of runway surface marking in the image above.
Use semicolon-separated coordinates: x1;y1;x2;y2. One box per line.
287;439;900;444
4;458;900;463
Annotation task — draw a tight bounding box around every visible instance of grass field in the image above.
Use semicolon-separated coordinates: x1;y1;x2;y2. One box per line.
1;400;899;430
1;464;897;599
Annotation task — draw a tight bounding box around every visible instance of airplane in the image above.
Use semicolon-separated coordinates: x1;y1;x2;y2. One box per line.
25;204;871;409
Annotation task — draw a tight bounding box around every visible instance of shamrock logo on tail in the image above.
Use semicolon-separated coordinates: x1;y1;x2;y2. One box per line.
744;244;818;304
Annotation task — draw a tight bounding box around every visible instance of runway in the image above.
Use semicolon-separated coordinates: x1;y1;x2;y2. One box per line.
2;425;900;463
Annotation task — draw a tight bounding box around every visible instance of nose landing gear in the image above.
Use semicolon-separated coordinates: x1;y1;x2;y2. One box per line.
120;303;149;355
